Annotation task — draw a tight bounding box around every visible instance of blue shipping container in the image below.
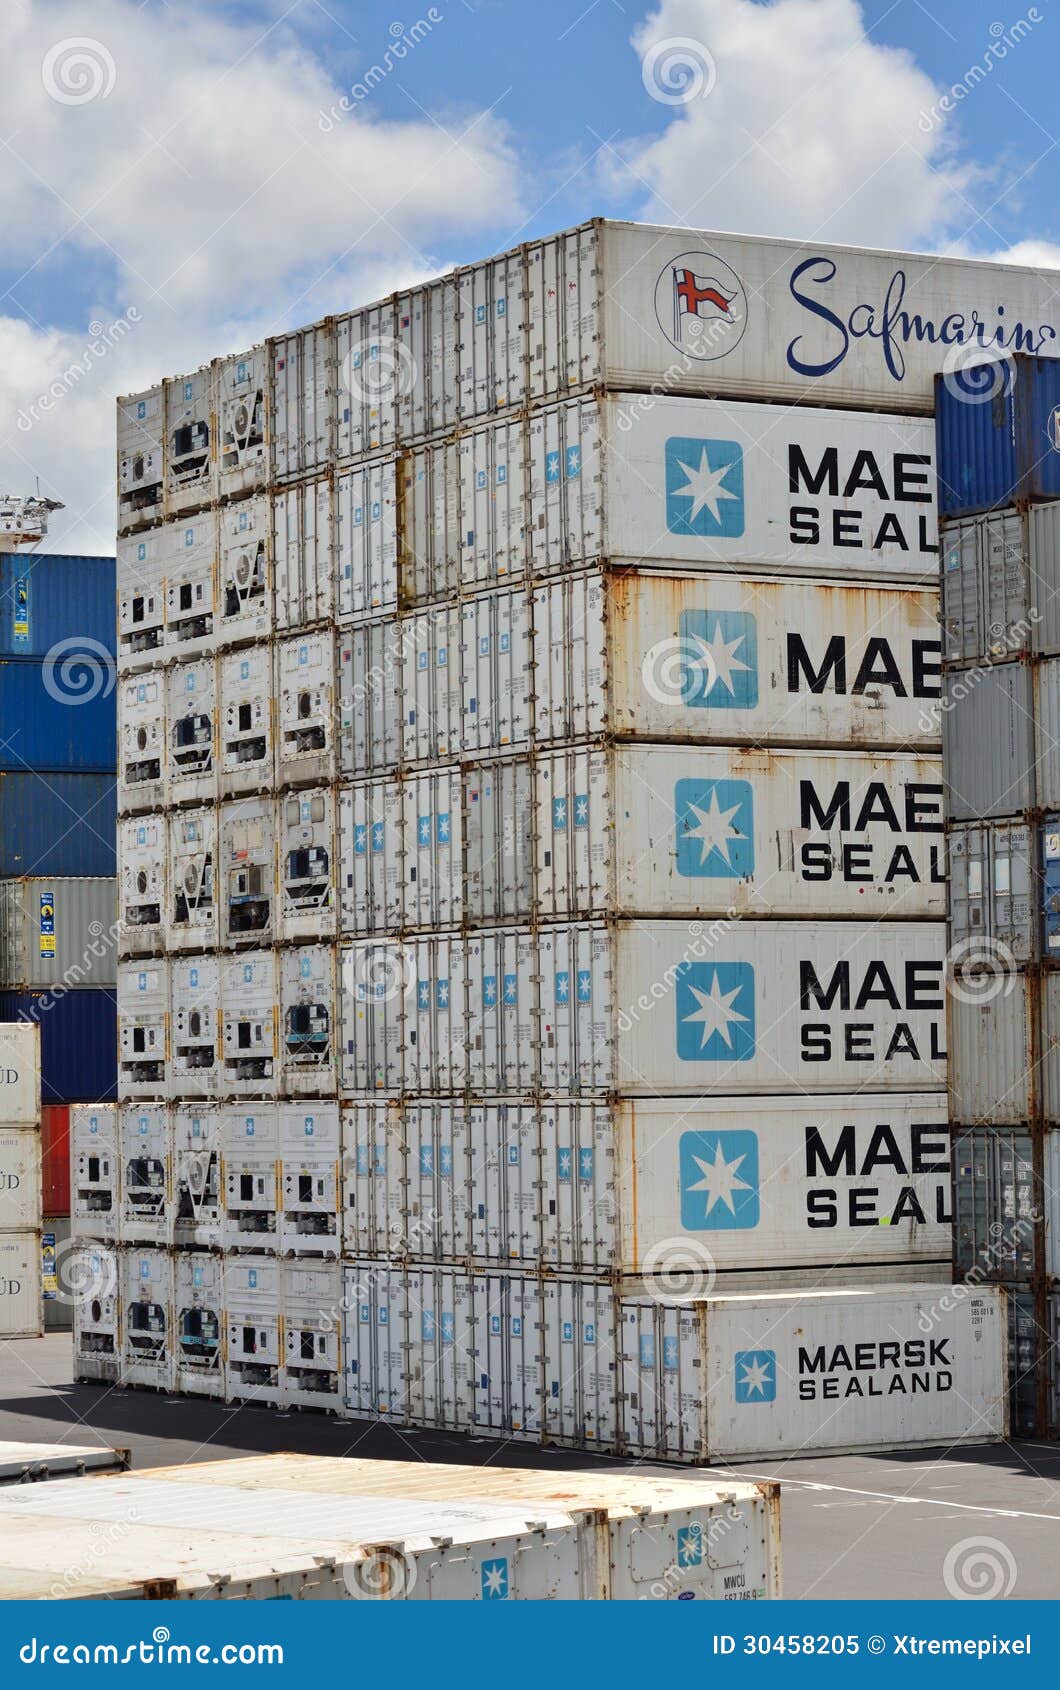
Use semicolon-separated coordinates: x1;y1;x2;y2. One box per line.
0;987;116;1102
0;657;115;771
0;553;116;658
0;772;116;876
936;354;1060;517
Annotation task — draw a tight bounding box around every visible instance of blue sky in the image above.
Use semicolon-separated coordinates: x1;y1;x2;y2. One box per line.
2;0;1057;551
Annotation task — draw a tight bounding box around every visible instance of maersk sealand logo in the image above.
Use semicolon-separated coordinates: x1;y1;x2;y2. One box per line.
734;1350;776;1404
666;437;745;538
679;1130;759;1230
675;778;753;878
674;961;755;1062
680;610;758;709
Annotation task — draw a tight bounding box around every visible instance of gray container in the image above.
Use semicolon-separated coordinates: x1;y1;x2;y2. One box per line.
941;510;1029;669
948;980;1037;1124
1034;659;1060;808
948;819;1036;966
943;661;1034;821
1029;502;1060;658
952;1126;1036;1281
0;878;116;990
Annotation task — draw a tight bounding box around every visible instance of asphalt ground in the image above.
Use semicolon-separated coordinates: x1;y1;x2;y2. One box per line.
0;1334;1057;1601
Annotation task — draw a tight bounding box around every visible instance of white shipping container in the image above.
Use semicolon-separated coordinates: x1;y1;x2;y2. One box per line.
219;496;272;645
343;1260;408;1423
0;1131;40;1233
0;1465;610;1600
335;457;399;621
220;645;275;796
0;1233;41;1339
615;1093;951;1278
118;672;165;813
274;478;333;630
279;1102;340;1257
174;1250;224;1398
338;620;402;778
279;787;337;941
166;804;217;951
164;365;214;513
271;326;332;481
165;653;217;805
71;1242;120;1382
537;744;945;921
221;1104;279;1252
117;387;163;530
171;1104;221;1249
338;778;404;935
118;1105;169;1246
164;511;217;658
117;959;168;1098
619;1284;1008;1462
119;814;166;956
282;1259;341;1409
277;629;337;787
0;1442;129;1483
71;1105;118;1241
221;951;277;1096
220;795;275;947
341;1102;404;1259
533;569;942;751
120;1245;173;1389
280;944;338;1097
215;346;267;499
117;528;166;668
169;956;220;1100
224;1256;282;1405
0;1024;39;1124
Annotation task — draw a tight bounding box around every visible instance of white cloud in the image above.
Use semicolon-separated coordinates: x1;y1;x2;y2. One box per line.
623;0;977;249
988;241;1060;270
0;0;522;554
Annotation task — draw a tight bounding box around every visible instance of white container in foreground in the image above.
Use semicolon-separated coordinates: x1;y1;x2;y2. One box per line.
620;1284;1007;1463
0;1024;39;1125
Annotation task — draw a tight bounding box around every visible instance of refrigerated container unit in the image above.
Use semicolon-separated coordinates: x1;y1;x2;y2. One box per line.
71;1105;118;1241
119;1245;173;1389
221;1104;279;1253
0;877;116;990
174;1250;224;1398
219;644;274;798
282;1258;341;1409
277;630;339;788
117;385;163;531
118;1105;169;1247
118;672;165;814
164;365;215;516
117;526;165;667
216;346;267;501
220;795;274;946
220;951;277;1096
280;944;337;1098
116;960;168;1098
169;956;220;1100
71;1242;120;1382
119;815;165;957
164;511;217;660
219;496;271;646
279;787;337;940
224;1255;282;1405
171;1104;221;1249
166;652;217;806
166;804;217;951
279;1102;340;1257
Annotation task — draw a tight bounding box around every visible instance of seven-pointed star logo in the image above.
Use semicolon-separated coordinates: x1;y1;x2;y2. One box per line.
734;1349;777;1404
675;778;754;879
665;436;745;538
676;610;758;710
675;962;755;1063
679;1129;760;1230
481;1559;509;1599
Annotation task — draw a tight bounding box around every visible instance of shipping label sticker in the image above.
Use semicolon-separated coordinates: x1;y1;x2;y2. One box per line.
38;891;56;958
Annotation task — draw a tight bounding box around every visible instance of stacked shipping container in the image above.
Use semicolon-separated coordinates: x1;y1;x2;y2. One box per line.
91;220;1037;1459
939;355;1060;1436
0;1025;42;1338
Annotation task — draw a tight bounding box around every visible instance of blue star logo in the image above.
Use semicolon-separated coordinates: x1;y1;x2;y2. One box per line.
674;962;755;1063
679;1130;759;1230
481;1558;509;1599
734;1350;776;1404
665;436;745;537
675;779;754;878
678;1525;704;1567
675;610;758;710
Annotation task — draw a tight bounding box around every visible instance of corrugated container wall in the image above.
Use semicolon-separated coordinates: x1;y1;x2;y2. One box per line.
935;355;1060;516
0;990;116;1102
0;554;116;658
0;879;116;990
0;774;116;878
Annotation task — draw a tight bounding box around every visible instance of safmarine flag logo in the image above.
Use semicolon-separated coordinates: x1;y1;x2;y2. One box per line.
679;1129;760;1230
666;437;745;538
734;1350;776;1404
678;609;758;710
675;778;753;878
674;961;755;1062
